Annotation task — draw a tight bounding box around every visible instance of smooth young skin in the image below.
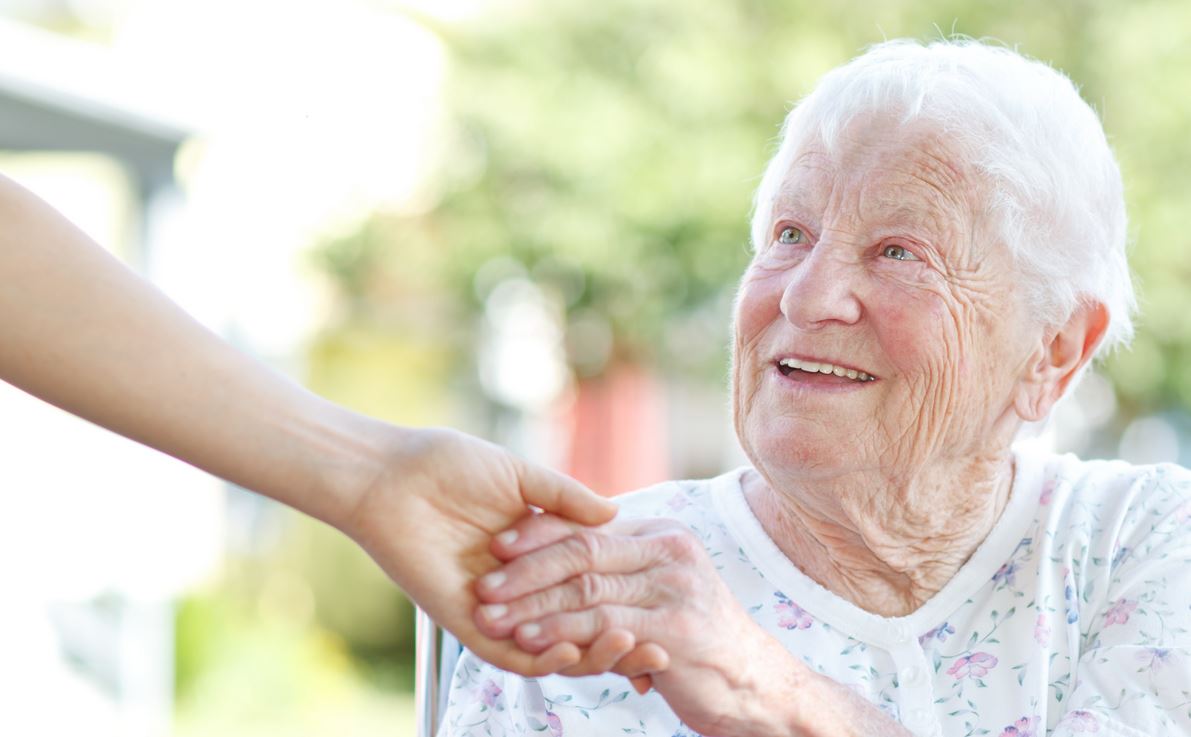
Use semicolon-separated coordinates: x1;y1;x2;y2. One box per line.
0;172;641;677
478;117;1108;734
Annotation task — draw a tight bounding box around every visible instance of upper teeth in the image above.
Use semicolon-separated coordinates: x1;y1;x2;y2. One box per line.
779;357;874;382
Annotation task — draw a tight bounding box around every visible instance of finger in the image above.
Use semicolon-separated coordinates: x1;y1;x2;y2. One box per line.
613;642;670;677
490;512;581;562
516;460;617;526
475;572;649;638
617;643;671;695
476;531;657;603
465;637;581;678
527;641;583;676
629;675;653;695
558;628;636;677
514;606;642;653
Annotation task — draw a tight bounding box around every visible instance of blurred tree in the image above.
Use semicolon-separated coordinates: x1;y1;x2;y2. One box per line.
313;0;1191;423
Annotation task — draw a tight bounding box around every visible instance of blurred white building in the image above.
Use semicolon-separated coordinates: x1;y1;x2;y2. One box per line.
0;18;220;737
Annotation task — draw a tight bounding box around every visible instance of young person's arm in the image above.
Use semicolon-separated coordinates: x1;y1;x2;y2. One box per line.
0;172;622;675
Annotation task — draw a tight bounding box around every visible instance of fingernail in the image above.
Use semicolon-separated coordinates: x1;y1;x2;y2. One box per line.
519;623;541;640
496;529;519;546
480;603;508;621
481;571;506;590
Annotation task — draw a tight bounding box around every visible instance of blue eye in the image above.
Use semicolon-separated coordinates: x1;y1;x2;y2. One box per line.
882;244;920;261
778;226;806;245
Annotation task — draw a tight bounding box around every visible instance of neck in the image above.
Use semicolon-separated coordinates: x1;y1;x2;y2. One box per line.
744;450;1015;617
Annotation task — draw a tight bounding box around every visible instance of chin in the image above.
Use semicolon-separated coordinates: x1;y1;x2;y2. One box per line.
742;418;864;479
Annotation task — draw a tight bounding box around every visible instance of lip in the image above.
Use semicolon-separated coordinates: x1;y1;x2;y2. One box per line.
772;353;878;380
769;363;875;393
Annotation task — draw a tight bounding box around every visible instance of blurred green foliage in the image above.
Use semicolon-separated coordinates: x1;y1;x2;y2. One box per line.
313;0;1191;415
174;507;417;732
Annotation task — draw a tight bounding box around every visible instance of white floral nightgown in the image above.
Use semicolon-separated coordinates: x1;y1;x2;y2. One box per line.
440;448;1191;737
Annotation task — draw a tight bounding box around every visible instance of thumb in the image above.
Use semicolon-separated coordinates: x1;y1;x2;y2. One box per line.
515;460;617;526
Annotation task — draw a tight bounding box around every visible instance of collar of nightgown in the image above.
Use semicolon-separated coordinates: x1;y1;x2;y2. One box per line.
711;445;1044;648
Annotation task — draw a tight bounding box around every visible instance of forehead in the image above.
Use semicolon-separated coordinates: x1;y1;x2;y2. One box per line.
775;121;978;234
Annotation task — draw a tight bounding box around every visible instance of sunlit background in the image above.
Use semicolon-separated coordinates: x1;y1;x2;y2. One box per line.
1;1;1189;735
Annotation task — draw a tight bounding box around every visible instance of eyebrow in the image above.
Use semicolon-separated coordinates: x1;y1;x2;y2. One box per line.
862;177;962;239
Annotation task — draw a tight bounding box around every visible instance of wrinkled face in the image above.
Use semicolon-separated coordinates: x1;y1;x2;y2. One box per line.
732;117;1041;482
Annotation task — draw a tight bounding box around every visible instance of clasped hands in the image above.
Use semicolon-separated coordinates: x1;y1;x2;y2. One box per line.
470;514;817;737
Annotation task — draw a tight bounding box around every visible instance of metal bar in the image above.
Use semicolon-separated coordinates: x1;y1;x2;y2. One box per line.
415;606;439;737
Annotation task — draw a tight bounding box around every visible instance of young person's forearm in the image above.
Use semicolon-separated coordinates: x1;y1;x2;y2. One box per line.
0;173;379;525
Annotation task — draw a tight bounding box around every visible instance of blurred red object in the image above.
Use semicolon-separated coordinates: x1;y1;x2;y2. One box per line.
560;363;670;497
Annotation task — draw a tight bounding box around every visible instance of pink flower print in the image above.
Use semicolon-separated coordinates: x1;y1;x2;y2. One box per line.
1061;710;1100;732
1174;500;1191;524
775;595;813;630
946;652;998;680
480;679;502;708
546;711;563;737
1034;614;1051;647
1001;716;1040;737
666;492;691;512
1039;479;1055;506
1103;598;1138;627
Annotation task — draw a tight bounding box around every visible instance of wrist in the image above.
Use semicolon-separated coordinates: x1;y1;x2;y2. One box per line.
781;668;915;737
776;666;825;736
723;634;814;737
768;654;816;737
272;395;411;533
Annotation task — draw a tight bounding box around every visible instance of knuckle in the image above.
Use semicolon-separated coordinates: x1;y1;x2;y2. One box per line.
659;528;702;562
568;530;604;565
575;572;604;607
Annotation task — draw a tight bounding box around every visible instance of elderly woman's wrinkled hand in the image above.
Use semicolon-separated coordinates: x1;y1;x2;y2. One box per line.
472;513;906;737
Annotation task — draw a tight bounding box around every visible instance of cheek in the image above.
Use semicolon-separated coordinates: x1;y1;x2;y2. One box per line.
733;270;784;345
880;290;1015;441
873;292;959;377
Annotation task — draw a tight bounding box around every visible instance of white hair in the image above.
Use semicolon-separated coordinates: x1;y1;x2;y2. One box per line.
750;38;1136;356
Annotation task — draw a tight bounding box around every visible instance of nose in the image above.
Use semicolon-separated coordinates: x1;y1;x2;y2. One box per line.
778;245;863;329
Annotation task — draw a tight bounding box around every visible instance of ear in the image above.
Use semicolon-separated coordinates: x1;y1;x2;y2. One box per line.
1014;301;1110;422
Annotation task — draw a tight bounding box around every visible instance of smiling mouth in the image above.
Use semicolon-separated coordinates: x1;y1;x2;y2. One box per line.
777;357;877;383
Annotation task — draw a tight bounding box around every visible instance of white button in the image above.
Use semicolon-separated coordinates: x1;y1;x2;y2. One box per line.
890;622;911;643
907;708;931;727
899;665;923;685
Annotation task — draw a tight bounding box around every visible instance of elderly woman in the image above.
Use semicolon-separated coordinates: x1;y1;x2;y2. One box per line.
443;39;1191;737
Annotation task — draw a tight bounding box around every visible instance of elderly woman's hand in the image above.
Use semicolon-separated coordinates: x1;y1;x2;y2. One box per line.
474;514;913;737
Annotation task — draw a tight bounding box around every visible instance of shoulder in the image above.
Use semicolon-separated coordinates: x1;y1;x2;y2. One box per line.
1033;449;1191;522
1025;448;1191;579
